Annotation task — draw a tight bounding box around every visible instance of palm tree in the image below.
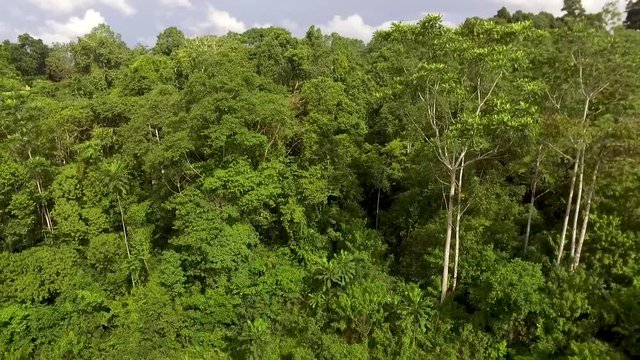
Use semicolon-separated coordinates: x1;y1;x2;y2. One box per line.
101;158;135;286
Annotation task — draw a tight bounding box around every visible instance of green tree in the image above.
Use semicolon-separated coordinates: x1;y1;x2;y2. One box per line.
494;7;512;23
374;16;541;303
71;24;130;73
562;0;587;18
152;26;186;56
100;159;135;286
3;33;49;77
45;44;75;82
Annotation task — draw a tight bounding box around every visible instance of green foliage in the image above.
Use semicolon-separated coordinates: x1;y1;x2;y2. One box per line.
470;259;545;339
120;54;175;96
45;44;74;82
71;24;130;73
153;26;186;56
0;9;639;359
0;245;83;304
562;0;587;18
3;33;49;78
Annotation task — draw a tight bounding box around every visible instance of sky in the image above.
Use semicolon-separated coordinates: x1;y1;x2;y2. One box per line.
0;0;617;46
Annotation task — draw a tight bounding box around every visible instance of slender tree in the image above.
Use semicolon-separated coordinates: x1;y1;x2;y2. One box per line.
523;145;542;254
101;159;135;286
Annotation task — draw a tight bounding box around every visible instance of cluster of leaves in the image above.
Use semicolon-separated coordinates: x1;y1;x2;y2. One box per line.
1;2;640;358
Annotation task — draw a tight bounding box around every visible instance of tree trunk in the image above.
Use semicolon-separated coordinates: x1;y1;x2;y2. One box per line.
570;148;585;258
35;179;53;233
524;146;542;255
572;161;600;271
42;203;52;232
117;194;135;287
27;151;53;233
557;148;581;264
440;166;457;304
452;159;465;291
375;188;381;230
43;202;53;233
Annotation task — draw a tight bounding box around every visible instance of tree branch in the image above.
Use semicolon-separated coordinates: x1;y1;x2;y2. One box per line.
476;73;503;116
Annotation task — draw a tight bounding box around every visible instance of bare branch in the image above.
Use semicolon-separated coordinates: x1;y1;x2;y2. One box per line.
476;73;503;116
535;188;552;200
441;183;449;210
184;153;203;178
593;81;611;97
161;176;181;196
454;149;467;169
406;112;432;144
285;140;300;156
545;141;574;161
435;174;451;187
418;91;428;104
463;146;500;167
462;201;472;215
546;90;562;109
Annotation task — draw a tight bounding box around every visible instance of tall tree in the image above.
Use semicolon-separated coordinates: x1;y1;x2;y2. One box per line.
375;16;541;303
71;24;130;73
152;27;186;56
551;20;638;265
45;44;75;82
562;0;587;18
3;33;49;77
101;159;135;286
494;7;512;23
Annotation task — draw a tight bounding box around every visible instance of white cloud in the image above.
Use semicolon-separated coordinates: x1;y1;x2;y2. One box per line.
9;7;24;18
253;22;273;29
103;0;135;15
321;15;380;42
282;19;299;32
35;9;106;44
28;0;135;16
494;0;616;15
159;0;192;8
136;35;157;47
0;21;13;39
191;6;247;35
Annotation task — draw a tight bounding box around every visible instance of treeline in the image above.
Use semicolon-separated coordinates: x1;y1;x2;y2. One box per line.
1;1;640;359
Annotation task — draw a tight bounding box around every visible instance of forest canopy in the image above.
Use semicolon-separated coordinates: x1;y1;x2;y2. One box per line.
1;1;640;359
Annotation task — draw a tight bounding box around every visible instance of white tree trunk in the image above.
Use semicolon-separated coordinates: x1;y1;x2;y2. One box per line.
43;203;53;232
117;194;135;287
35;179;53;232
572;161;600;271
440;166;457;304
28;150;54;233
524;146;542;255
557;148;581;264
570;148;585;258
375;188;381;230
452;159;465;291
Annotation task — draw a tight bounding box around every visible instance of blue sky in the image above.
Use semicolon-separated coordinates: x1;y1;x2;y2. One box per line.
0;0;615;45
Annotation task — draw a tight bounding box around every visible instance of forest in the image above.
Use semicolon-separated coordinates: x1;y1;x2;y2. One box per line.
1;0;640;358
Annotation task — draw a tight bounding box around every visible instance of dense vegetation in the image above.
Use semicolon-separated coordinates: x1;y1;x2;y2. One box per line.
1;1;640;358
